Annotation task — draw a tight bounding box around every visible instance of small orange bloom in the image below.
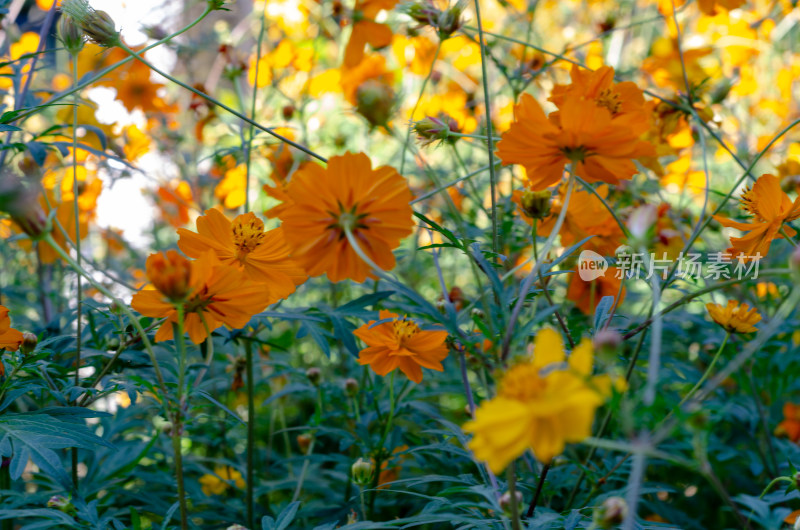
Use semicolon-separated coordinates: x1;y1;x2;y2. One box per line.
775;403;800;443
496;94;655;190
549;65;650;135
344;0;397;67
354;310;448;383
155;180;195;228
713;174;800;259
144;250;194;302
705;300;761;334
178;209;306;301
278;152;414;283
0;306;24;352
131;252;273;344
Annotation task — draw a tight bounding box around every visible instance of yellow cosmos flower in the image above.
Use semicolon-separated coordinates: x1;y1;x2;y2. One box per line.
198;466;245;496
463;328;619;472
705;300;761;334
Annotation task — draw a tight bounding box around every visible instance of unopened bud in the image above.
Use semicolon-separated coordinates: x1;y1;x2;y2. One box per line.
351;458;375;486
306;367;321;386
20;332;38;356
413;114;458;146
437;1;465;37
83;10;120;47
58;15;84;54
593;329;621;366
627;204;657;245
593;496;628;529
355;80;395;128
519;189;552;220
225;525;248;530
344;377;359;397
498;490;523;515
282;105;295;120
47;495;76;515
296;433;312;454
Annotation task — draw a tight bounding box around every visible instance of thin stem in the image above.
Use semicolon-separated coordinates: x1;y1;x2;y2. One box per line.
117;43;327;163
470;0;500;258
678;331;730;409
172;307;189;530
506;467;522;530
244;12;268;214
532;220;575;348
400;40;442;174
244;339;255;527
369;371;397;518
70;51;82;490
525;463;550;518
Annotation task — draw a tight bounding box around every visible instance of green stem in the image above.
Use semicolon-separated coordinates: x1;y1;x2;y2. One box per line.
506;467;522;530
244;339;255;527
117;43;327;163
470;1;500;258
172;306;189;530
400;40;442;174
678;331;730;409
70;50;82;490
759;476;793;499
244;12;267;214
368;371;397;518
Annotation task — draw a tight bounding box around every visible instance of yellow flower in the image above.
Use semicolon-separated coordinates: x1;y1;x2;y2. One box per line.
463;329;619;471
705;300;761;334
198;466;245;496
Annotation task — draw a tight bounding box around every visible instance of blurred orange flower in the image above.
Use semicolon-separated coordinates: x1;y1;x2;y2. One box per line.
776;403;800;443
354;310;448;383
496;93;654;190
278;152;414;283
713;174;800;259
343;0;397;67
178;209;306;301
0;306;24;352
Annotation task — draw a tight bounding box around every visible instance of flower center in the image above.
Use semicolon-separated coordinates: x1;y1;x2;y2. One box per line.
498;363;547;401
231;213;266;261
393;318;420;344
561;145;589;162
596;88;621;115
328;203;369;239
739;186;766;222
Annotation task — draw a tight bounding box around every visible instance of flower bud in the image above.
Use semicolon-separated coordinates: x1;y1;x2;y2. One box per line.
145;250;193;302
47;495;76;515
282;105;295;120
593;496;628;529
498;490;523;515
344;377;359;397
413;114;458;146
225;526;247;530
296;433;312;454
58;15;85;54
306;367;321;386
519;190;552;220
83;10;120;47
627;204;657;246
437;0;466;37
20;332;38;356
355;80;395;128
351;457;375;486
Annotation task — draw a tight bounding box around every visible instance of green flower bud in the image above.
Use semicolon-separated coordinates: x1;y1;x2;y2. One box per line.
351;457;375;486
58;15;84;54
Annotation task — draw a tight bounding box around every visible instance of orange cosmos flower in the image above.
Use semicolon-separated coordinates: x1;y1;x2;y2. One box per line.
705;300;761;334
177;209;306;301
496;93;654;190
713;174;800;259
344;0;397;67
278;152;414;283
354;310;448;383
131;251;273;344
549;65;650;135
775;403;800;443
0;306;24;352
155;180;195;228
